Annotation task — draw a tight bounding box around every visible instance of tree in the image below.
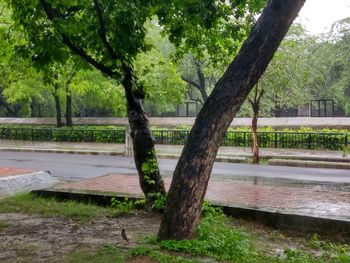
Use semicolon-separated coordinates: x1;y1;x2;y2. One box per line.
248;83;264;164
158;0;305;240
308;18;350;115
168;1;266;104
6;0;167;201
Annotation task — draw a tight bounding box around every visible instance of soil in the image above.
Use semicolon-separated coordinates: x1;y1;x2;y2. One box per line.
0;212;160;263
0;212;335;263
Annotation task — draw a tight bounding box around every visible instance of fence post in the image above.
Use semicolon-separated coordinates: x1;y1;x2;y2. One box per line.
274;132;278;148
243;132;247;147
307;133;312;149
124;126;133;157
344;133;348;148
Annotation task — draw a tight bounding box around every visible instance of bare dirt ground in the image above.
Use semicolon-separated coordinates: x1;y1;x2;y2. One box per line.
0;212;339;263
0;212;160;263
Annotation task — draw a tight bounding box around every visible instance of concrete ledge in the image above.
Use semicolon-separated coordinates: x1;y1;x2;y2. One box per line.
0;171;59;196
265;155;350;163
269;159;350;169
222;205;350;240
32;189;350;241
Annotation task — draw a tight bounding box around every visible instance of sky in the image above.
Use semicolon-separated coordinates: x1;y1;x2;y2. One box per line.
297;0;350;35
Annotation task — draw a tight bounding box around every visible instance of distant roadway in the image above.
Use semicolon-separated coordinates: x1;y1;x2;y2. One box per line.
0;151;349;184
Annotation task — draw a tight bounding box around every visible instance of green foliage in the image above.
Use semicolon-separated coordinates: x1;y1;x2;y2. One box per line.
0;220;11;231
67;244;125;263
0;125;125;143
110;197;134;214
155;206;350;263
0;193;121;222
147;192;167;211
131;246;197;263
158;211;260;262
0;124;348;151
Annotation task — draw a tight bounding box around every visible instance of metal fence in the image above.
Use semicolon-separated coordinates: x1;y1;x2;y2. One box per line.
152;130;348;151
0;127;348;151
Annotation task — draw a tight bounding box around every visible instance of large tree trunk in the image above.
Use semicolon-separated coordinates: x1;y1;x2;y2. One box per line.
122;66;166;203
52;84;63;128
66;89;73;127
158;0;305;240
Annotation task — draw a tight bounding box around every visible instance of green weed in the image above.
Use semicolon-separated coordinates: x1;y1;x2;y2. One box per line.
0;193;121;222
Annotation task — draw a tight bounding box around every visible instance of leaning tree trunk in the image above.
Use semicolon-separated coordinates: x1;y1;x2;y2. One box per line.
122;66;166;203
66;90;73;127
251;109;260;164
158;0;305;240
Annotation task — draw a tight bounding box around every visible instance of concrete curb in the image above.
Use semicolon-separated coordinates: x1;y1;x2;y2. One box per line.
32;189;350;240
0;147;348;165
0;171;59;196
269;159;350;170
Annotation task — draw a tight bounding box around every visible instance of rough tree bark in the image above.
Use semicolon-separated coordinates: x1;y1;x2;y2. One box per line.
248;84;264;164
122;65;166;200
158;0;305;240
40;0;166;201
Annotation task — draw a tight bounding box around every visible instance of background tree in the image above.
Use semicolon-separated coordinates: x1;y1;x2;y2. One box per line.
247;83;264;164
6;0;167;200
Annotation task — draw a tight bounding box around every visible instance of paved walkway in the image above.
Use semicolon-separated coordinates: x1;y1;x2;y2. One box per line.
0;140;347;161
56;173;350;221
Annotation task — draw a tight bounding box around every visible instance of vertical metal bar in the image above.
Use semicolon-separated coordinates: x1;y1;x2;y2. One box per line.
274;132;278;148
308;133;312;149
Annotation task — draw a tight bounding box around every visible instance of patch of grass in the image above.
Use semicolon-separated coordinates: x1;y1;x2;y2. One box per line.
131;246;198;263
0;219;11;231
154;205;350;263
67;244;125;263
0;193;125;222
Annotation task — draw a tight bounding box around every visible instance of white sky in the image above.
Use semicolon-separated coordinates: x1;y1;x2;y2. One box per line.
297;0;350;35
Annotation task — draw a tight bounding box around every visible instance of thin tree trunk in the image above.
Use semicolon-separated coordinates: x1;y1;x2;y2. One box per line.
158;0;305;240
251;109;259;164
122;66;166;203
195;61;208;102
52;84;63;128
66;90;73;127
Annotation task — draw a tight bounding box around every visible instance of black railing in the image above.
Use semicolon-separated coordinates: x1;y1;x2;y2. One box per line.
152;130;348;150
0;127;348;150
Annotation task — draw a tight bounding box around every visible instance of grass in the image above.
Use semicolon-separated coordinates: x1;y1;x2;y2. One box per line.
67;244;126;263
68;244;201;263
1;194;349;262
0;219;11;231
0;193;125;222
152;206;350;263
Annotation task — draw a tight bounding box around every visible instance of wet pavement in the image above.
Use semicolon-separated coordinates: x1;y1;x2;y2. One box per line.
0;167;36;178
56;174;350;221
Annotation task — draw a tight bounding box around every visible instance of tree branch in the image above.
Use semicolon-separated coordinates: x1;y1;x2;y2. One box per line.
93;0;119;60
181;76;201;89
39;0;117;78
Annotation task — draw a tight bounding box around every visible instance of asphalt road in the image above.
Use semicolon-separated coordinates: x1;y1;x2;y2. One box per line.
0;151;349;184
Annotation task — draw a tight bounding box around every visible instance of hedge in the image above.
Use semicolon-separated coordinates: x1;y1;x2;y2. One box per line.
0;125;348;150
